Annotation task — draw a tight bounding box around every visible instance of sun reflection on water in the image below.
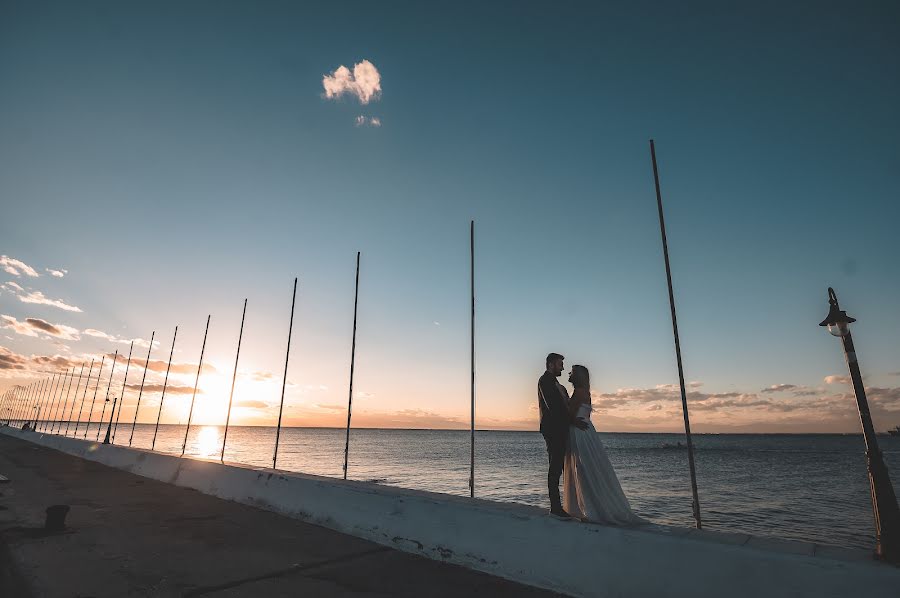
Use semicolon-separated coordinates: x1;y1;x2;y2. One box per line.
196;425;221;458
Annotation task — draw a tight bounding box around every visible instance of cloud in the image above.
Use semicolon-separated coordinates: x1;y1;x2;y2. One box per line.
1;281;81;312
315;403;345;411
22;317;80;340
825;375;851;385
124;383;199;395
1;315;38;337
84;329;154;349
0;346;86;377
0;255;39;277
46;268;67;278
235;400;269;409
125;356;216;375
15;289;82;312
248;370;275;382
761;384;797;393
1;315;80;341
0;346;29;370
791;388;822;397
354;115;382;127
323;60;382;104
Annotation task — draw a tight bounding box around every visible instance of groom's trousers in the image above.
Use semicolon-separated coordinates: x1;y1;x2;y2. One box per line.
542;430;567;512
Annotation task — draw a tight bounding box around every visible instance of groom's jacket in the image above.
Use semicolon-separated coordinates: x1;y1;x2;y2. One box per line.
538;372;569;436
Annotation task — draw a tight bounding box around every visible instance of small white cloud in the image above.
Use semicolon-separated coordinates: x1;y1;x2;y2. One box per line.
323;59;382;105
83;328;154;348
46;268;67;278
825;375;851;385
0;255;40;277
433;321;441;326
354;115;382;127
16;290;81;312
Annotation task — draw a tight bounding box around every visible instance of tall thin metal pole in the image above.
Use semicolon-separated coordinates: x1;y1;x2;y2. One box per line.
182;316;211;456
45;371;63;431
49;371;66;431
7;387;18;425
130;332;155;446
343;252;361;480
31;381;42;426
4;390;12;425
84;356;106;438
34;378;48;428
111;341;134;443
64;363;87;436
97;352;118;441
41;373;60;432
20;383;32;425
73;360;96;437
16;384;29;425
273;278;297;470
151;327;178;451
650;139;702;529
24;383;35;424
9;386;17;425
52;368;74;434
221;300;247;462
469;220;476;498
38;377;50;428
33;380;46;426
15;384;28;425
3;389;12;425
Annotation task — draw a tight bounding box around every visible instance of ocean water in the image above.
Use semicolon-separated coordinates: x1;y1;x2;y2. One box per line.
50;421;900;550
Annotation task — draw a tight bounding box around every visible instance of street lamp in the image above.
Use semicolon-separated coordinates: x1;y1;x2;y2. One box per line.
102;396;118;445
820;287;900;563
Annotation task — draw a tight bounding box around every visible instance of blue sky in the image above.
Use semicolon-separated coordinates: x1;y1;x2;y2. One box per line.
1;1;899;432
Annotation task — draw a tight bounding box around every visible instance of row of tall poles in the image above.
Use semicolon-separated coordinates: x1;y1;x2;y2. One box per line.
0;142;701;525
0;274;356;472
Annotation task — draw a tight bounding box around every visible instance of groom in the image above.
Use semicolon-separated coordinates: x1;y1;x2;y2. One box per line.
538;352;586;518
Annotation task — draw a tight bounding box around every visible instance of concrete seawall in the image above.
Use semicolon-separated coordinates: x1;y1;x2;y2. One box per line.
3;426;899;597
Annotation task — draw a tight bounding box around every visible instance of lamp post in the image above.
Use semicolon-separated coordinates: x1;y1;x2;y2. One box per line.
103;396;117;445
820;287;900;563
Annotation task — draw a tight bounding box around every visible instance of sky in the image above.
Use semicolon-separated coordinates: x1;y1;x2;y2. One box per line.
1;1;899;433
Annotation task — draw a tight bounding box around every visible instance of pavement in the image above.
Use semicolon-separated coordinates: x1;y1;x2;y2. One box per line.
0;433;561;597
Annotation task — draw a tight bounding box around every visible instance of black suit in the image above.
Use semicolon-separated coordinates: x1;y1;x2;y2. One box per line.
538;371;569;512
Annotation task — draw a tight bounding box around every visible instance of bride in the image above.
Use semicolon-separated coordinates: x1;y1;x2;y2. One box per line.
563;365;645;525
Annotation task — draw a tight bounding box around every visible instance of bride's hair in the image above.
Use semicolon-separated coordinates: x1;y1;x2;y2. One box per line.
571;365;590;390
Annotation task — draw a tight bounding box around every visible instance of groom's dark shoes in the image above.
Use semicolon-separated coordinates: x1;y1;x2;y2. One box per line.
549;507;573;520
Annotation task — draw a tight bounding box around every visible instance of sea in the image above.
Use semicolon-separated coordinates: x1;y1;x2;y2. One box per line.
55;421;900;551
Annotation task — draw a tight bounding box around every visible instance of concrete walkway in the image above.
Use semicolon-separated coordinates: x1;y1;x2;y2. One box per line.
0;434;560;597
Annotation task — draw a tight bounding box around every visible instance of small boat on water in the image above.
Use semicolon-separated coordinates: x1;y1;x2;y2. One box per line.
889;426;900;437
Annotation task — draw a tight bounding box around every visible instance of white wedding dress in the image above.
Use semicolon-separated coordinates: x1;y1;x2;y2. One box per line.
563;403;645;525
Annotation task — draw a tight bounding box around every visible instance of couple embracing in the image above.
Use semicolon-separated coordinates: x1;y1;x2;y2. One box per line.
538;352;644;524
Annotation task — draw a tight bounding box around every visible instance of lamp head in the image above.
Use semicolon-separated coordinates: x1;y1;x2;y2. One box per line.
819;287;855;337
